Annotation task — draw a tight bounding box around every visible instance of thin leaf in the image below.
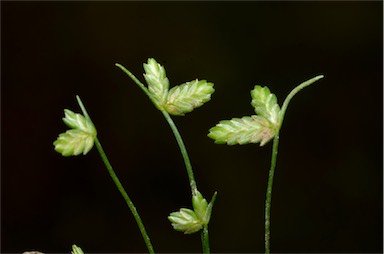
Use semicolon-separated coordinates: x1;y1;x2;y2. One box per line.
208;115;275;146
165;79;214;116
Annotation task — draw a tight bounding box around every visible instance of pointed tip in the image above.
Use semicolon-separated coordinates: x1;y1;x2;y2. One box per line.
312;74;325;81
75;95;82;105
317;74;325;79
209;191;218;205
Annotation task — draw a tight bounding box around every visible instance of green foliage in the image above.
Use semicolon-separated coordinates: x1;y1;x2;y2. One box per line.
54;109;96;156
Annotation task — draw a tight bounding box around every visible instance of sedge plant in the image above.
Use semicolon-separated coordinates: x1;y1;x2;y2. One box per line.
208;75;324;253
53;58;217;253
53;57;323;254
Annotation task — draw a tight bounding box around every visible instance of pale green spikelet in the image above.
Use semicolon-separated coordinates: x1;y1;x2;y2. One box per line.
209;76;324;147
208;115;275;146
168;208;203;234
62;109;96;133
208;84;281;146
165;79;215;116
143;58;170;109
251;85;280;127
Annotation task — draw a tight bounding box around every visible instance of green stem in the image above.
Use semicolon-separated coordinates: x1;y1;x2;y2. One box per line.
76;96;155;254
161;110;198;195
162;110;209;254
264;75;324;254
115;63;209;253
115;63;198;195
115;63;161;110
264;133;279;254
94;138;155;254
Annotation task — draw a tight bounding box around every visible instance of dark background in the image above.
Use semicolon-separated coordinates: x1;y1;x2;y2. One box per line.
1;1;382;253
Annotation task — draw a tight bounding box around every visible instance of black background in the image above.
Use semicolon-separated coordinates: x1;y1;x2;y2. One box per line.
1;1;383;253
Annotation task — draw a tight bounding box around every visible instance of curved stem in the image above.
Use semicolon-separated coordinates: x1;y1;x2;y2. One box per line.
76;95;155;254
161;110;198;196
264;133;279;254
278;75;324;127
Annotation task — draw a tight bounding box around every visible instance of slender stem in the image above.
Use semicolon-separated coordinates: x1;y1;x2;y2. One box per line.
115;63;198;195
116;63;209;253
264;133;279;254
76;95;155;254
94;138;155;254
162;111;210;253
115;63;152;98
161;110;198;195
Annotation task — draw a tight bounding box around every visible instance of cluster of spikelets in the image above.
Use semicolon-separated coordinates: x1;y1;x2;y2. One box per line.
53;58;218;235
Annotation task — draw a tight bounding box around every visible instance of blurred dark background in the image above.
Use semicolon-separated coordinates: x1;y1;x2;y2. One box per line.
1;1;382;253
